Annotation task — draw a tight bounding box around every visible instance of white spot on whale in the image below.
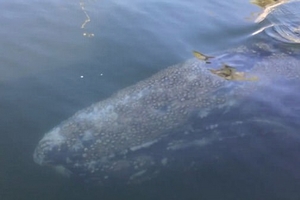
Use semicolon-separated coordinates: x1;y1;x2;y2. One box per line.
161;158;168;166
43;127;64;144
53;165;72;177
167;138;211;150
130;140;158;151
82;130;94;141
129;170;147;180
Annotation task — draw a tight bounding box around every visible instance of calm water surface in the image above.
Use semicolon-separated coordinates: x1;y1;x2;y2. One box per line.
1;0;299;199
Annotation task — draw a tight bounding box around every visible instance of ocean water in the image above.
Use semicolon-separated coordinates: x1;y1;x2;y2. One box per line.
1;0;300;199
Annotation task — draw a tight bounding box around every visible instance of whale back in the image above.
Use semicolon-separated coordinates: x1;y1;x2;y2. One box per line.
33;45;300;185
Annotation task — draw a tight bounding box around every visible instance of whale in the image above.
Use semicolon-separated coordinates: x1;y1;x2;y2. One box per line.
33;42;300;185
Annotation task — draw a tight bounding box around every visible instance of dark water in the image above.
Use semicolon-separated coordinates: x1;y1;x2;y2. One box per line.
1;0;300;199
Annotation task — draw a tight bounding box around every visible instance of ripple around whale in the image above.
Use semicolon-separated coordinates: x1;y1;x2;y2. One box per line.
33;42;300;185
255;0;300;43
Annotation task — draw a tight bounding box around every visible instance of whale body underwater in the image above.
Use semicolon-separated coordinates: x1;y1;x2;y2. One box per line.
33;44;300;185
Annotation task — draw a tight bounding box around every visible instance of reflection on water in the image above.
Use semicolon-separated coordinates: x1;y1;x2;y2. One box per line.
251;0;300;43
80;0;94;37
251;0;289;22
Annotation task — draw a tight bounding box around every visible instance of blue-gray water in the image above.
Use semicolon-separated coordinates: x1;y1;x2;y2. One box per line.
1;0;300;199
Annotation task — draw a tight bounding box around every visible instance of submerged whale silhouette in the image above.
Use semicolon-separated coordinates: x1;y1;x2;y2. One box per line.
33;42;300;185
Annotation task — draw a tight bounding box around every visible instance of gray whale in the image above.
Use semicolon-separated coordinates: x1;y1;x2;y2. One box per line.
33;44;300;185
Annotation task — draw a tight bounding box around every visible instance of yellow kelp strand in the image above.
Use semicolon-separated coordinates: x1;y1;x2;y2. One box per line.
193;51;214;63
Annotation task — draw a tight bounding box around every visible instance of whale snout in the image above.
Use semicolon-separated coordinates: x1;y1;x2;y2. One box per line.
33;127;66;166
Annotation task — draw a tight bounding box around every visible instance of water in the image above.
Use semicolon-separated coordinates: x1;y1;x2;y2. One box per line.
0;0;299;199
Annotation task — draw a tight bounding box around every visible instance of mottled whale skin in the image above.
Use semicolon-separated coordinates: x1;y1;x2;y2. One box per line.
33;45;300;185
